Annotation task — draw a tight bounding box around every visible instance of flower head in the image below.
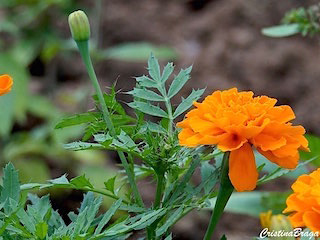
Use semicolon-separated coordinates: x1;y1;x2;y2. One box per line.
0;74;13;96
68;10;90;42
177;88;308;191
283;168;320;233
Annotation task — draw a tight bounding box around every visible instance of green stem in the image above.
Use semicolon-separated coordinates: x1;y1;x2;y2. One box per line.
76;40;144;207
146;172;165;240
203;152;234;240
164;98;173;136
76;187;128;204
154;173;165;209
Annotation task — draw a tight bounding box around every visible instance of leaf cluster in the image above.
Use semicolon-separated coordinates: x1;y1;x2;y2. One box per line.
262;3;320;38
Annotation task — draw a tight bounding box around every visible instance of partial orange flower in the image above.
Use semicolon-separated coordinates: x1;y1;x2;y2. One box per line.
283;168;320;233
0;74;13;96
177;88;309;192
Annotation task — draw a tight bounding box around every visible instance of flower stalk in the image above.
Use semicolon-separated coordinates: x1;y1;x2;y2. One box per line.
204;152;234;240
154;172;165;209
69;11;144;207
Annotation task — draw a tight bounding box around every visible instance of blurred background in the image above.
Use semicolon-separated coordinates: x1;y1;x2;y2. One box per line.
1;0;320;239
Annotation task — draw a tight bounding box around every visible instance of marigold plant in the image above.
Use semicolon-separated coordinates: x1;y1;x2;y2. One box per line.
0;9;316;240
0;74;13;96
177;88;309;192
284;168;320;233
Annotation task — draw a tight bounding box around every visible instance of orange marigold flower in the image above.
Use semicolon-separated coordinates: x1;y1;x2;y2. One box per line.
177;88;309;192
0;74;13;96
283;168;320;233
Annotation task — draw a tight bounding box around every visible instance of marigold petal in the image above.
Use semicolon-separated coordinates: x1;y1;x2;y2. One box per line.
252;134;287;151
0;74;13;96
188;116;217;134
257;148;299;169
266;105;295;123
303;211;320;232
288;212;305;228
218;133;247;151
197;133;229;145
229;143;258;192
178;129;196;146
271;143;300;158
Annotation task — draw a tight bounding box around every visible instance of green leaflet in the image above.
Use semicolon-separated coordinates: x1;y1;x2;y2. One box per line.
128;54;204;123
0;163;20;213
261;24;300;37
167;66;192;99
127;88;164;101
128;101;168;118
156;206;184;237
173;88;205;118
148;53;161;82
161;62;174;83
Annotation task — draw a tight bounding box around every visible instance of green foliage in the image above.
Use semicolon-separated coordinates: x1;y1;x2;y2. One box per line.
51;55;319;239
127;54;205;122
261;24;300;38
4;53;316;239
96;42;177;62
0;163;164;239
208;191;288;218
262;3;320;38
300;134;320;166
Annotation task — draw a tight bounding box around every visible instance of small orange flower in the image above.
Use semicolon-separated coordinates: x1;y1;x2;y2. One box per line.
283;168;320;233
0;74;13;96
177;88;309;192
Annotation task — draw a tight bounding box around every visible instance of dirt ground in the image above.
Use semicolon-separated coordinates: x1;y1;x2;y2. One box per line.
55;0;320;239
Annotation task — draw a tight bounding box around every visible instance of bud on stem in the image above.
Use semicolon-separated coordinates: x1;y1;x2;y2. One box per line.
68;10;90;42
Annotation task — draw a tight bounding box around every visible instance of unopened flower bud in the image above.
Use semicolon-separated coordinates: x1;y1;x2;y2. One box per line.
68;10;90;42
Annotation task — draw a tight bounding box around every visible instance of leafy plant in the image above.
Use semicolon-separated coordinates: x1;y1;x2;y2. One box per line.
262;3;320;37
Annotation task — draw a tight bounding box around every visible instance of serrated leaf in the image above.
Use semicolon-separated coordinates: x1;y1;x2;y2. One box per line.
173;88;204;118
95;199;122;234
148;53;161;82
201;162;217;194
104;176;116;194
111;130;139;152
0;163;20;206
161;62;174;83
64;142;104;151
48;175;69;185
79;192;95;213
70;175;93;189
136;76;158;88
156;207;184;237
127;88;164;101
55;113;100;129
93;90;126;116
164;234;173;240
94;133;113;143
128;101;168;118
16;208;36;233
167;66;192;99
129;209;166;231
139;122;166;134
261;24;300;37
35;222;48;239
